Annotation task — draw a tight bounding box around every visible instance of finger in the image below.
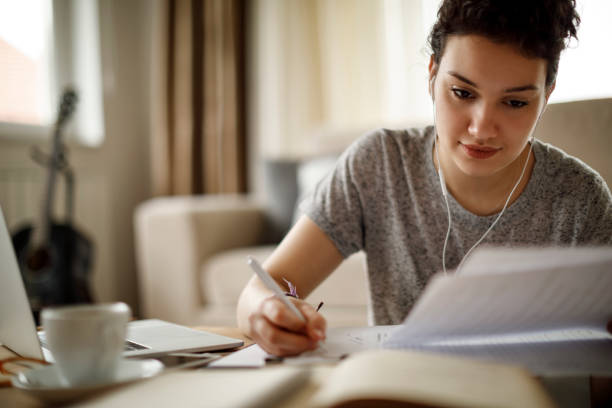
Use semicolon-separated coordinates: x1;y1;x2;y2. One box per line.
249;313;317;356
299;304;327;341
260;297;307;333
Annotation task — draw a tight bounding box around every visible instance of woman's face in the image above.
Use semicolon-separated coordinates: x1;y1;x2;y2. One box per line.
430;34;552;180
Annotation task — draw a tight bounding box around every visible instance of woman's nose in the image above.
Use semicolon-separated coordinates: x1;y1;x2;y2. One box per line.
467;103;498;141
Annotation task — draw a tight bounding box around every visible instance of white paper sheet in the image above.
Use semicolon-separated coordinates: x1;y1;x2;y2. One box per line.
399;334;612;376
383;247;612;375
458;246;612;276
283;325;400;364
208;343;268;368
386;252;612;340
210;326;400;368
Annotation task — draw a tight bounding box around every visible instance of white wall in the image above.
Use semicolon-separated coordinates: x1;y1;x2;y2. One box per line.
550;0;612;103
0;0;152;314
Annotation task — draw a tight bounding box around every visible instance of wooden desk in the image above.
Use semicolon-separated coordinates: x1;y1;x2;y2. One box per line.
0;326;322;408
0;344;45;407
2;327;610;407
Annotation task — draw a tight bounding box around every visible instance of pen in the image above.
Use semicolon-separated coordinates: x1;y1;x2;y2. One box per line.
246;256;306;322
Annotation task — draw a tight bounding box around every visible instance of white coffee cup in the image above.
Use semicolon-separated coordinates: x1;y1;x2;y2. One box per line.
41;302;131;386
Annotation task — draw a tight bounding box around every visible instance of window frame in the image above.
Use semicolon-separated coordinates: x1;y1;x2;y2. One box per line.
0;0;105;147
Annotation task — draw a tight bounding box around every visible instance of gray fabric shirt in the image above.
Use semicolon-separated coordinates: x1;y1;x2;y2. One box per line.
300;127;612;325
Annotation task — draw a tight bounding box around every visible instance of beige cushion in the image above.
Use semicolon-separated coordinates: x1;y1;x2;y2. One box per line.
202;246;276;306
202;247;369;327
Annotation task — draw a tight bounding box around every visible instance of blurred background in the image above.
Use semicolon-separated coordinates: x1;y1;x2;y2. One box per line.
0;0;610;318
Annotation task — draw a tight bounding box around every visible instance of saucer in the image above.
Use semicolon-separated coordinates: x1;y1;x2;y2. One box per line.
12;358;164;404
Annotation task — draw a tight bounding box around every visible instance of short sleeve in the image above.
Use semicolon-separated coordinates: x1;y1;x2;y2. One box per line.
580;174;612;244
298;131;383;258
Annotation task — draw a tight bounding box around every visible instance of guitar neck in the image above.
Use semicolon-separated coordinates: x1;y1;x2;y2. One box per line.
30;88;76;250
32;126;63;249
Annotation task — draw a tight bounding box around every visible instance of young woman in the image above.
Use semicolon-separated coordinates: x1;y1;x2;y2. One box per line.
237;0;612;356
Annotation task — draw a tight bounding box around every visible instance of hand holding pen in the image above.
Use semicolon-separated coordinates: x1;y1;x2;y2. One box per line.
246;256;326;356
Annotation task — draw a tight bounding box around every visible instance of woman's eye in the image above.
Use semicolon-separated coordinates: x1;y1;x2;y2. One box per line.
506;100;528;108
451;88;472;99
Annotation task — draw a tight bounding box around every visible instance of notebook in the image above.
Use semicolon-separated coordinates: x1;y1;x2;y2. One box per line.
0;207;243;361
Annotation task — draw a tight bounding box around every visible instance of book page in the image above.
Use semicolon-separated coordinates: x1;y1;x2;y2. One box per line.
383;248;612;376
402;331;612;376
386;257;612;340
69;366;309;408
459;246;612;276
311;349;556;408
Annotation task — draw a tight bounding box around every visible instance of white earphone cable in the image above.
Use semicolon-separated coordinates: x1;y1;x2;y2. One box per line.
453;140;533;273
436;133;534;274
434;138;453;275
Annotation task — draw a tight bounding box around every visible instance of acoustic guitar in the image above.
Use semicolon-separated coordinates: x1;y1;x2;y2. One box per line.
12;89;94;324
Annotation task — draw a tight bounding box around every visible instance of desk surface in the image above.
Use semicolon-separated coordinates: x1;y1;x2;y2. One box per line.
0;326;322;408
2;327;610;407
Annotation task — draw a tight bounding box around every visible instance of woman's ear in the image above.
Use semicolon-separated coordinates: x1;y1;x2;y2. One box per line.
539;81;556;118
428;56;438;97
545;81;556;103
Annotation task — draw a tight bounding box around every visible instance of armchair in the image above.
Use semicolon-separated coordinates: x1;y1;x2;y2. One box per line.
134;159;369;327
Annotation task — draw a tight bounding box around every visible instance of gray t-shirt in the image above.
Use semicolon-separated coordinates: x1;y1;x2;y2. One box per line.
300;126;612;325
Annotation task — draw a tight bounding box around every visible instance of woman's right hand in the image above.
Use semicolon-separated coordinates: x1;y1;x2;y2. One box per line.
238;215;342;356
247;295;326;356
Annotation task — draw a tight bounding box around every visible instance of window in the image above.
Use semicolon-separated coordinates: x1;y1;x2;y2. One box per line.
0;0;54;127
0;0;105;146
549;0;612;103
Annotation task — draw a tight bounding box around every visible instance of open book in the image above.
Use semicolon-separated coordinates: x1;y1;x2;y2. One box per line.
383;247;612;376
311;349;556;408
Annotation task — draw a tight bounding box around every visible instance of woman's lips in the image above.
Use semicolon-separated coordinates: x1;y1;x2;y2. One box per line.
460;143;501;159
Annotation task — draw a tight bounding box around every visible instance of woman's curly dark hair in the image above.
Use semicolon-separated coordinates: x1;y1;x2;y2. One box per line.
428;0;580;88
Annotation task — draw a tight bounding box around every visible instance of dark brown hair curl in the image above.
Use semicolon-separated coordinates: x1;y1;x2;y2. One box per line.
428;0;580;88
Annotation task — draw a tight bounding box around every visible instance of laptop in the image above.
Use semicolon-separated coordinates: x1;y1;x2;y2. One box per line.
0;207;243;361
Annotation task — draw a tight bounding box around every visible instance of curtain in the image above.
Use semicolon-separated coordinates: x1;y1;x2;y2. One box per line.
150;0;247;196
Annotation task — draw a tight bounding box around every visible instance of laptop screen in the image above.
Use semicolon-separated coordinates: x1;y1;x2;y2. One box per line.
0;207;45;359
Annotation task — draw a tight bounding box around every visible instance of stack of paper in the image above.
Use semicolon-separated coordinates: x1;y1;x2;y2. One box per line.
383;247;612;375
